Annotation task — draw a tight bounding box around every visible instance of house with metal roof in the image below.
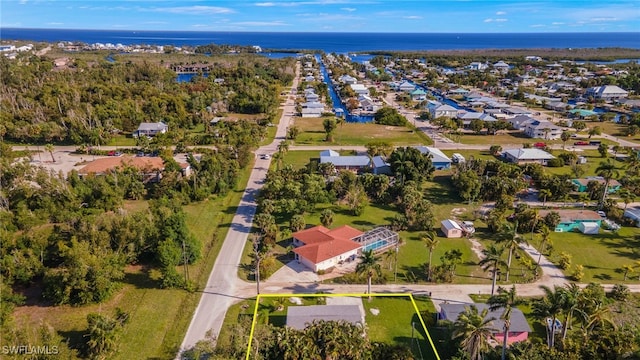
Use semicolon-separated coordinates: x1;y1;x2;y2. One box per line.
133;122;168;138
572;177;622;193
301;107;323;118
429;103;458;119
395;80;416;92
524;120;563;140
286;305;364;330
415;146;451;170
439;304;531;344
372;156;391;175
507;115;537;130
410;88;427;101
441;219;463;238
586;85;629;100
503;148;555;165
319;151;371;171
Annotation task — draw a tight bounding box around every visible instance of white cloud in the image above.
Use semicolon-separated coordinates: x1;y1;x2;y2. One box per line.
484;18;493;22
530;24;546;28
47;22;64;25
341;7;356;12
404;16;422;20
148;6;234;15
255;2;275;6
19;0;28;4
191;24;210;28
143;21;168;25
495;18;508;22
233;21;289;26
484;18;507;23
496;11;507;15
552;22;564;25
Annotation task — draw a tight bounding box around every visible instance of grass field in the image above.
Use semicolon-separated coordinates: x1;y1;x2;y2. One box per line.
293;117;430;146
545;227;640;283
12;160;256;359
444;130;618;147
591;121;640;142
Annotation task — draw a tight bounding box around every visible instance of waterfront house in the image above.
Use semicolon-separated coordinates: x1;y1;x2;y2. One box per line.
503;148;555;165
415;146;452;170
350;84;369;95
493;61;510;74
538;210;602;232
586;85;629;100
441;219;463;238
292;225;364;272
396;81;416;92
457;111;497;127
439;304;531;344
572;177;622;193
133;122;168;138
545;101;570;112
467;62;489;71
339;74;357;85
301;107;323;117
507;115;537;130
410;88;427;101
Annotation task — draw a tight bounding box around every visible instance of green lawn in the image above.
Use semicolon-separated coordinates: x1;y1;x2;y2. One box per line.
293;117;430;146
546;227;640;283
592;121;640;142
106;134;137;146
363;295;440;360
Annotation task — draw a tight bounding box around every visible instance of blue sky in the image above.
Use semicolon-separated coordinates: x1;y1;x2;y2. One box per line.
2;0;639;32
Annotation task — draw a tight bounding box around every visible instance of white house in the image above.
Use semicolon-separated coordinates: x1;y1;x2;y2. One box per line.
292;225;364;272
133;122;168;137
441;219;463;238
396;81;416;92
586;85;629;100
430;104;458;119
508;115;537;130
493;61;510;74
524;120;563;140
503;148;555;165
350;84;369;95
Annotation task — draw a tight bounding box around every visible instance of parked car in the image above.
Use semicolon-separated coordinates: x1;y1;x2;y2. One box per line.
574;141;589;146
597;210;607;218
260;154;271;160
534;142;546;148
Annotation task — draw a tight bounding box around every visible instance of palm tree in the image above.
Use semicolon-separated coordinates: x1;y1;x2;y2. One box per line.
537;225;551;265
539;188;552;207
320;209;334;227
44;143;55;162
499;221;528;283
621;264;634;281
356;249;381;299
488;286;527;360
559;283;586;342
595;159;619;209
532;285;565;348
452;305;497;360
422;231;439;281
479;244;507;296
618;189;636;210
560;130;571;150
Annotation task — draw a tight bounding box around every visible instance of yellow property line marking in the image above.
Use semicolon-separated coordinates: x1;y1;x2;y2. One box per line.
245;293;441;360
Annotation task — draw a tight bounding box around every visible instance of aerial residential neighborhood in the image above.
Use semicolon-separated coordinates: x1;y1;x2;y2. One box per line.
1;24;640;360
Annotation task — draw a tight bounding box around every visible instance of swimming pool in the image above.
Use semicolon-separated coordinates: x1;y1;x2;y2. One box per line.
362;239;390;252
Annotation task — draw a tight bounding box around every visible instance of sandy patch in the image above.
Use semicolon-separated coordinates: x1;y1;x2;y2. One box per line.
289;297;303;305
370;308;380;316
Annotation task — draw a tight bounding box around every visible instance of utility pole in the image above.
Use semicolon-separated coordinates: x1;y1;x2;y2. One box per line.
253;236;261;295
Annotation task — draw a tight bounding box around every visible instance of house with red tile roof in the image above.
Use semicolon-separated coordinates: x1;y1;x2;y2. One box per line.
292;225;364;272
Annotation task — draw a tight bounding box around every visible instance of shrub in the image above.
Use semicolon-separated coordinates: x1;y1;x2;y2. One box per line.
609;284;630;301
558;252;572;270
571;264;584;281
547;158;565;167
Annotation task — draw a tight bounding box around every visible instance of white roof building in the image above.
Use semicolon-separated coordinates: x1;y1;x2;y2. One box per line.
586;85;629;100
503;148;555;165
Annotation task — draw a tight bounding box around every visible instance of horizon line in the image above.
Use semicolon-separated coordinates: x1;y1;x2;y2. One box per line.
2;27;639;35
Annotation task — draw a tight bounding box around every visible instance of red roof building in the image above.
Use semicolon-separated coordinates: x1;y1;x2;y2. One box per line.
292;225;364;272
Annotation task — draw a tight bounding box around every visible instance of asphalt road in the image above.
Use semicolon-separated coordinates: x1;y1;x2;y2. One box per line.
178;62;301;352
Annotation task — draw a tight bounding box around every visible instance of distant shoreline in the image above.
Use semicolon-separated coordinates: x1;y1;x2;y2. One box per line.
1;28;639;53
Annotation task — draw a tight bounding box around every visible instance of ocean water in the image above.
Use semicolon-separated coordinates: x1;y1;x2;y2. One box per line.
1;28;639;52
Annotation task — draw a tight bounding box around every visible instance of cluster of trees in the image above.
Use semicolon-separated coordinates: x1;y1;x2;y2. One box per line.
446;283;640;360
185;317;417;360
0;53;293;144
374;107;408;126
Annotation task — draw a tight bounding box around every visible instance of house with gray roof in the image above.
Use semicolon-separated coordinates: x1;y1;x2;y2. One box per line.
429;103;458;119
133;122;168;138
524;120;562;140
319;151;371;171
415;146;451;170
507;115;537;130
301;107;323;118
286;305;364;330
503;148;555;165
439;303;531;344
586;85;629;100
372;156;391;175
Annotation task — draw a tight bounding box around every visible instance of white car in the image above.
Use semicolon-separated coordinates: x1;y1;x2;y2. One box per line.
260;154;271;160
597;210;606;218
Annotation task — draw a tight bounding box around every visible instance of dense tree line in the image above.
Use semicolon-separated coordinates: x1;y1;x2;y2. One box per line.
0;53;294;144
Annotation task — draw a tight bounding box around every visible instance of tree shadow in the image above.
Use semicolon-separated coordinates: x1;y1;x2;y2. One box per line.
122;269;161;289
57;329;86;356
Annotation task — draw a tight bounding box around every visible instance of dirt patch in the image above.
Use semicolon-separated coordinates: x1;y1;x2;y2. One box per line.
450;207;467;218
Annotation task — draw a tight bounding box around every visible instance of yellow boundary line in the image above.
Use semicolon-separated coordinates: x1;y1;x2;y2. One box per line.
245;293;441;360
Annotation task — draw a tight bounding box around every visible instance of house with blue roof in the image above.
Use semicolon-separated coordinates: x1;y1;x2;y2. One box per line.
372;156;391;175
415;146;451;170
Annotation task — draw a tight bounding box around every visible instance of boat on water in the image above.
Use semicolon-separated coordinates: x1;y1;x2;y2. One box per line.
546;318;563;333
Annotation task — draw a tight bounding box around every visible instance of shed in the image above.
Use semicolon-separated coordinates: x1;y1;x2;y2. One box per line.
578;222;600;235
441;219;463;238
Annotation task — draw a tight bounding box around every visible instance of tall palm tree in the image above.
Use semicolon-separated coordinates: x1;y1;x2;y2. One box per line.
452;305;497;360
532;285;565;348
488;286;527;360
595;159;619;209
479;244;507;296
537;225;551;265
618;189;636;210
44;143;55;162
422;231;439;282
559;283;587;342
356;249;381;299
499;221;528;282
